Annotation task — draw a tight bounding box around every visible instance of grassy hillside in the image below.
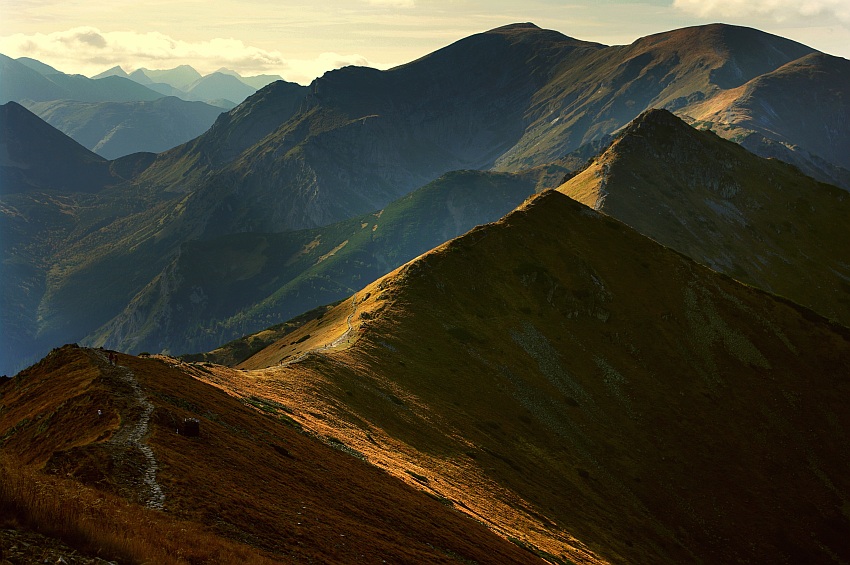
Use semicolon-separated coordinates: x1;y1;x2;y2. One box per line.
0;344;540;563
85;170;539;357
226;190;850;564
558;108;850;325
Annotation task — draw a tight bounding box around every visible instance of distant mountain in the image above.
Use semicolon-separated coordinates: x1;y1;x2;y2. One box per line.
133;65;202;90
558;109;850;325
182;72;256;104
91;65;129;80
84;170;539;355
15;56;62;75
0;54;163;103
135;22;846;243
22;96;225;159
215;67;284;89
0;54;67;102
229;189;850;564
138;23;600;233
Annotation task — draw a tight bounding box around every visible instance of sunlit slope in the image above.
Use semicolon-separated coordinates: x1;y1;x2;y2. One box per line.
558;108;850;325
0;345;541;564
233;190;850;564
687;52;850;184
85;170;538;357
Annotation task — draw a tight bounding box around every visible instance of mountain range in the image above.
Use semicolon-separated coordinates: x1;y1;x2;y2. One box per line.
0;55;300;159
2;20;850;564
2;21;850;376
4;186;847;562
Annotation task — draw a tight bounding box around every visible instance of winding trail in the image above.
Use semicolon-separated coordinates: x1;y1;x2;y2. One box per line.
280;294;358;367
96;350;165;510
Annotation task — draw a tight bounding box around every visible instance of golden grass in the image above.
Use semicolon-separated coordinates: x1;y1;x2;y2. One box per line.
0;455;276;565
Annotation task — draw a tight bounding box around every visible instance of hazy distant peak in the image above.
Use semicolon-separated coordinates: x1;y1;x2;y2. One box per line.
92;65;130;79
16;56;61;76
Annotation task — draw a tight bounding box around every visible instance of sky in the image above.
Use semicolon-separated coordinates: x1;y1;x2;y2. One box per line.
1;0;849;85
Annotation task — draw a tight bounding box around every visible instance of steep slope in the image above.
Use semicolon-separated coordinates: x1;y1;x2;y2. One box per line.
226;190;850;564
137;23;601;233
0;103;165;375
0;345;539;564
495;23;816;170
23;97;225;159
84;170;539;356
687;52;850;187
558;109;850;325
0;102;121;193
0;54;67;103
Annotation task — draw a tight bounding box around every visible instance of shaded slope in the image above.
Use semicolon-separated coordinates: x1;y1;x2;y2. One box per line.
85;170;539;357
688;52;850;188
495;23;816;170
0;344;542;564
230;190;850;564
558;108;850;325
23;97;225;159
133;23;836;238
137;23;601;232
0;102;120;194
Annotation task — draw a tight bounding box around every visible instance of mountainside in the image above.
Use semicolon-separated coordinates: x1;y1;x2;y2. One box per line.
133;22;846;241
558;109;850;325
3;21;850;375
687;51;850;185
22;97;225;159
0;102;122;193
225;189;850;564
137;23;601;232
0;345;538;563
83;170;539;357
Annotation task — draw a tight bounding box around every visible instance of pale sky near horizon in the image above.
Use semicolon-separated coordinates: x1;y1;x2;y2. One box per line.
1;0;849;85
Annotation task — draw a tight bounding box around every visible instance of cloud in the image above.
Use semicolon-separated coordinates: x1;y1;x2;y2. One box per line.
365;0;415;7
0;27;391;83
673;0;850;24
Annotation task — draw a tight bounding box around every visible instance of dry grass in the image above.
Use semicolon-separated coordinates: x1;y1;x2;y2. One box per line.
0;455;276;565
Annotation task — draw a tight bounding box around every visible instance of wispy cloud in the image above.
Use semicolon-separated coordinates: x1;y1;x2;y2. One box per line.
364;0;415;7
0;27;390;83
673;0;850;23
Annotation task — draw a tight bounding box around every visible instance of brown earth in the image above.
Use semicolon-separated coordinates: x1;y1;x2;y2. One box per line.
0;345;545;563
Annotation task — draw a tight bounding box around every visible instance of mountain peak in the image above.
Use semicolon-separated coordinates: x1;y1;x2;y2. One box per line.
489;22;541;32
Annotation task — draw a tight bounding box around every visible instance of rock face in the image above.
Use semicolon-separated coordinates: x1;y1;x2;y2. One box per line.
558;109;850;326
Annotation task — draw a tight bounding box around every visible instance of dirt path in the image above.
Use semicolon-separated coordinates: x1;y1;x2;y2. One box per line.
281;294;358;367
96;350;165;510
